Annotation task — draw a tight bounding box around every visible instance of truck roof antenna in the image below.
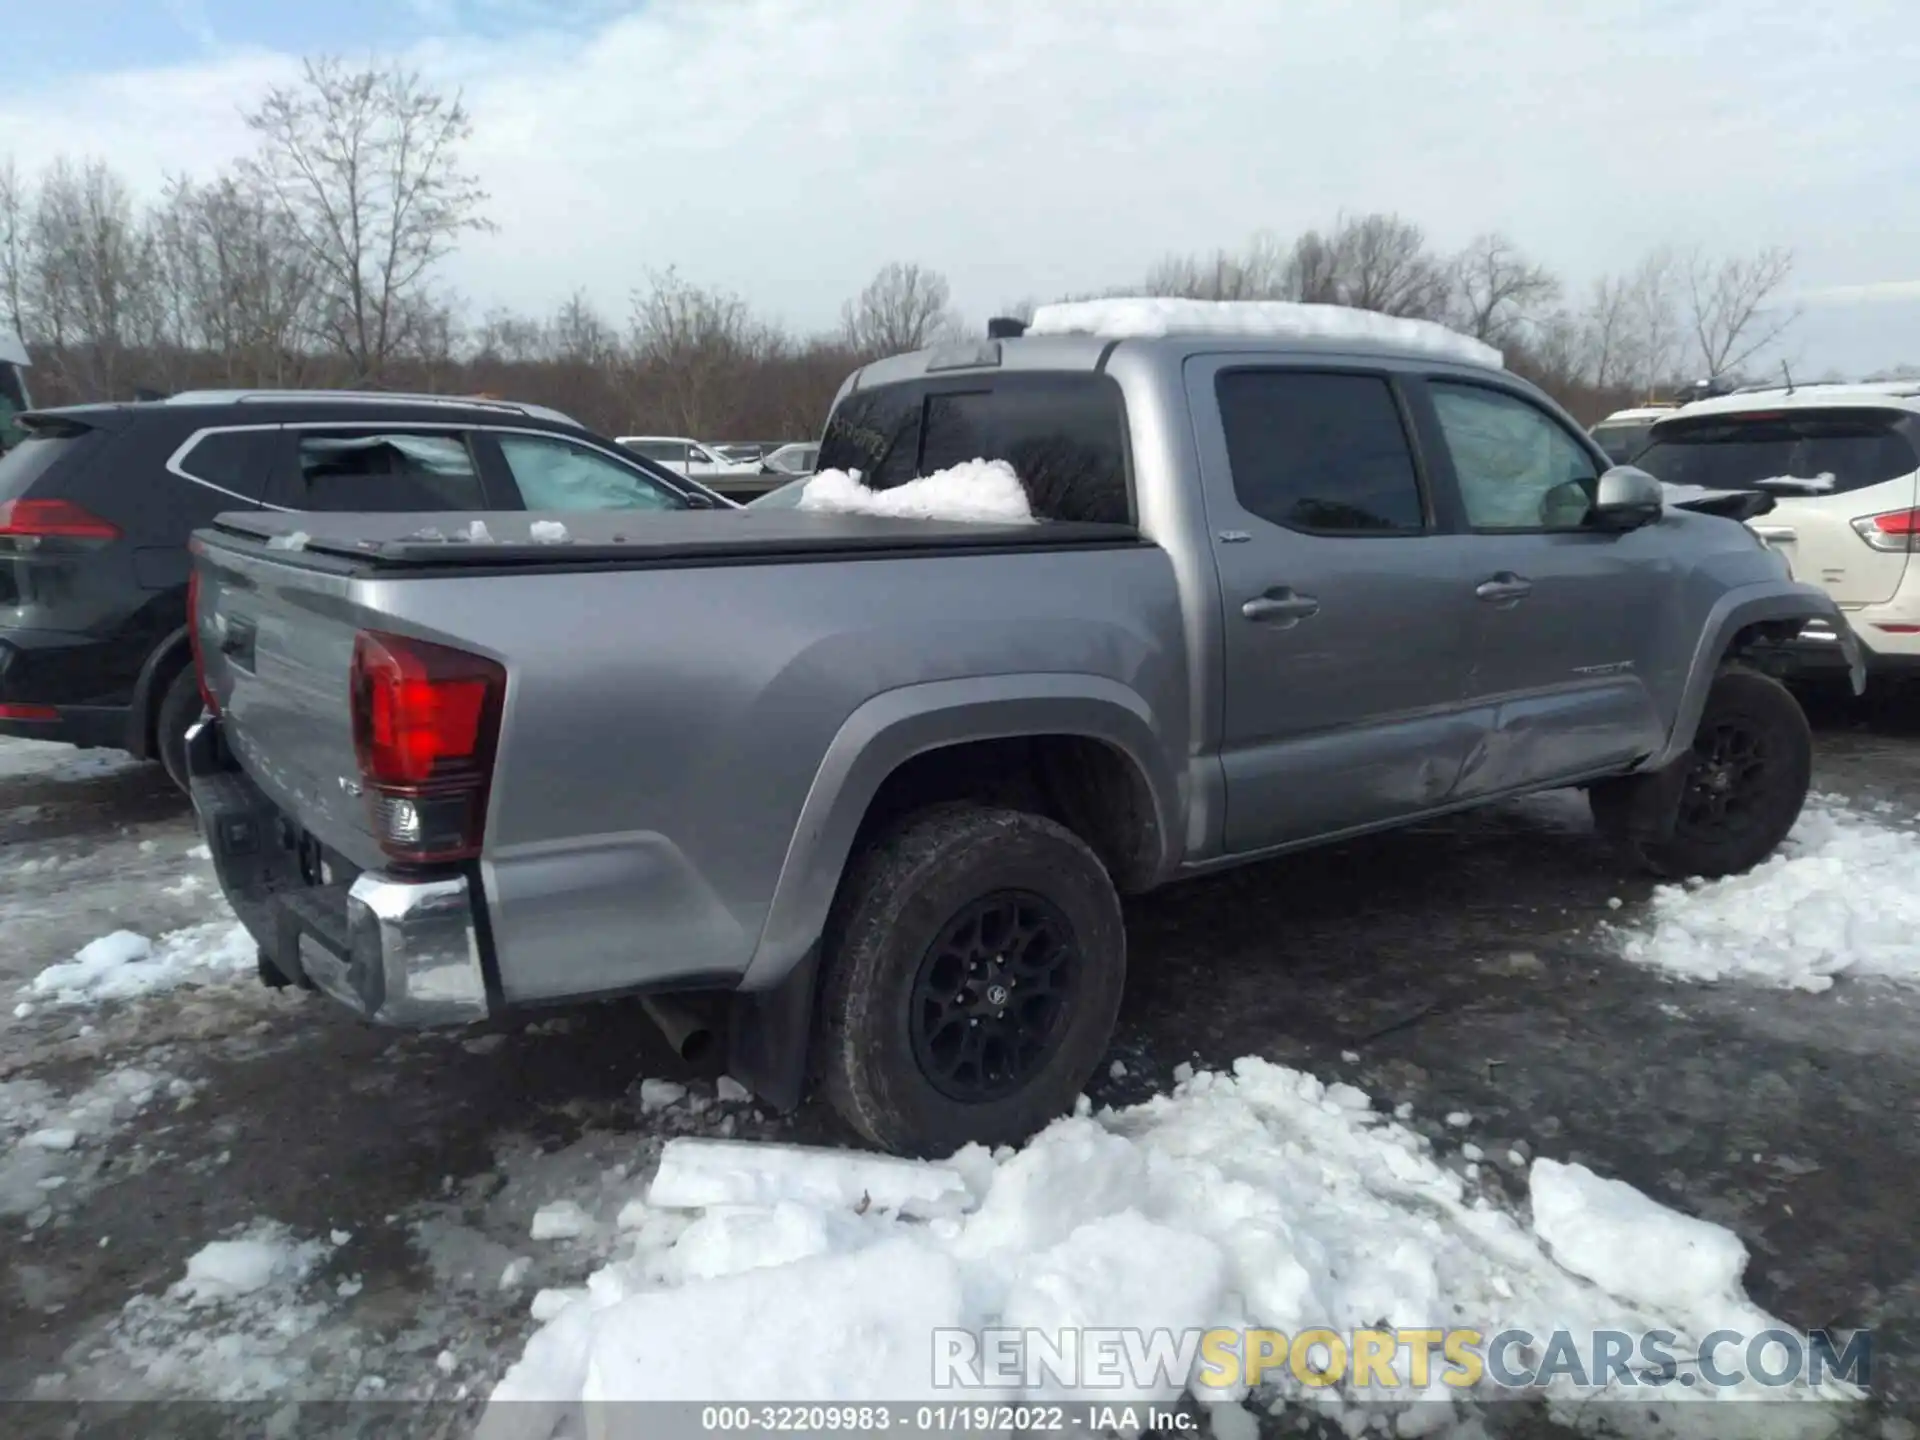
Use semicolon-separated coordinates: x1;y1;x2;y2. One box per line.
986;316;1028;340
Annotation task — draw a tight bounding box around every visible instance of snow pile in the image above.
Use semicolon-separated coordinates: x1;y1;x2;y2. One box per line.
482;1059;1843;1434
1027;298;1503;369
176;1228;327;1304
0;737;147;783
26;918;255;1006
1613;798;1920;991
1754;473;1837;493
529;520;570;543
105;1221;341;1398
265;530;310;551
797;461;1035;525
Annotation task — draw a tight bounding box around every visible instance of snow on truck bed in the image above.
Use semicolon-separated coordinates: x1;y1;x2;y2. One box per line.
1027;297;1505;369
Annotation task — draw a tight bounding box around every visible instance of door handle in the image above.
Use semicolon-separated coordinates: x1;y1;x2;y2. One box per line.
1474;573;1534;604
1241;588;1321;625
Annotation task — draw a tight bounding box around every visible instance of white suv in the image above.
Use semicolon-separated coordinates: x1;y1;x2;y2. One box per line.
1635;384;1920;680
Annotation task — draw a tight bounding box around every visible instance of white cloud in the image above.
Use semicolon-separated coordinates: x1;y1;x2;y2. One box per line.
1798;280;1920;307
4;0;1920;370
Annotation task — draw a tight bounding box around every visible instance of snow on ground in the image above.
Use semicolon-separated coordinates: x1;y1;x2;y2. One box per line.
1;1065;196;1222
1613;797;1920;991
796;461;1035;524
481;1059;1849;1438
92;1221;344;1399
1026;297;1504;369
0;738;147;784
24;917;255;1006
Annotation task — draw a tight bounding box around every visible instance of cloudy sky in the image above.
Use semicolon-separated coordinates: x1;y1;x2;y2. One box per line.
5;0;1919;375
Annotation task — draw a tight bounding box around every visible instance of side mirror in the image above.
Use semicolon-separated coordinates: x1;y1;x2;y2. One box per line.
1590;465;1665;531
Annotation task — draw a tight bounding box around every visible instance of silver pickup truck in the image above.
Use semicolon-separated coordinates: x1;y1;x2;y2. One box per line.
186;316;1862;1154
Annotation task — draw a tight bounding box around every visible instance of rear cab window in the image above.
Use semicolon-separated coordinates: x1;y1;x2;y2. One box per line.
817;373;1131;524
1634;409;1920;496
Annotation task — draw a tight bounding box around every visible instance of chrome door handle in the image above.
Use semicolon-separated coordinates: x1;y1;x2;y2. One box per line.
1241;588;1320;625
1475;573;1534;604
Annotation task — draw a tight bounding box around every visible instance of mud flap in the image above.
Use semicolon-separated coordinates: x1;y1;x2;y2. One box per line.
726;945;820;1113
1594;753;1691;842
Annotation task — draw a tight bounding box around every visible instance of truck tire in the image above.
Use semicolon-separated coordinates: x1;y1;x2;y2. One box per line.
818;804;1125;1156
155;666;203;795
1595;666;1812;879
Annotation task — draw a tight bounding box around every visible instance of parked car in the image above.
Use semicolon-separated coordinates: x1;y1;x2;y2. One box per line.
1632;382;1920;684
761;442;820;477
1589;404;1676;464
0;389;719;790
615;435;784;501
715;441;784;463
187;306;1856;1156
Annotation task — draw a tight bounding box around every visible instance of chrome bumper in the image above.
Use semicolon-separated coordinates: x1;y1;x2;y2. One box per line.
298;873;490;1026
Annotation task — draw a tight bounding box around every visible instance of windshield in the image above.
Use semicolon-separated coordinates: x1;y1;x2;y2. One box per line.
1634;410;1919;496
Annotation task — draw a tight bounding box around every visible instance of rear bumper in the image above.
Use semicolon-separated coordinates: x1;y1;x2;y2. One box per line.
186;719;490;1027
0;628;135;748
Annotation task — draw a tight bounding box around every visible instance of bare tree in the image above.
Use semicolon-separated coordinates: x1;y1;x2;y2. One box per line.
841;262;958;357
1451;233;1560;345
148;174;321;386
1685;246;1796;381
1623;247;1685;396
20;159;162;399
1144;232;1287;301
0;158;26;341
1336;213;1451;319
1281;229;1344;305
243;58;491;383
630;268;771;434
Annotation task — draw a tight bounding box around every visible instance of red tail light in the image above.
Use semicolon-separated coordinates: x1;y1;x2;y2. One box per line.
186;569;218;714
1853;508;1920;552
0;497;121;540
350;631;505;863
0;703;59;721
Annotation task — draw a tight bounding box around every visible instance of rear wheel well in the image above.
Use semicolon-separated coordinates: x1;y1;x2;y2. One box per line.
139;640;193;758
853;735;1162;894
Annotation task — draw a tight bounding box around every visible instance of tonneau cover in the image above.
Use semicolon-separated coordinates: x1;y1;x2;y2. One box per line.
201;508;1144;571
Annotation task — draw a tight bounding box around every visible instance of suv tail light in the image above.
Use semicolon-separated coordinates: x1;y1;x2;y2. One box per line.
350;631;505;864
1852;508;1920;553
0;497;121;544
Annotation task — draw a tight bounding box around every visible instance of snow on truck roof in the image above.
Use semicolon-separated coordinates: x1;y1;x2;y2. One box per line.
1025;298;1504;369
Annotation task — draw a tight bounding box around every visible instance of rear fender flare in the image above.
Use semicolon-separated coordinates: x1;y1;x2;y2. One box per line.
740;674;1179;992
1653;581;1855;768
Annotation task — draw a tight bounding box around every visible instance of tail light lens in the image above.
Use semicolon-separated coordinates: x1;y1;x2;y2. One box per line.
350;631;505;864
186;568;218;714
1853;508;1920;553
0;497;121;546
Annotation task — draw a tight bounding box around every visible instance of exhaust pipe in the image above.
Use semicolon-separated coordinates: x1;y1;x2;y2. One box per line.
640;995;716;1065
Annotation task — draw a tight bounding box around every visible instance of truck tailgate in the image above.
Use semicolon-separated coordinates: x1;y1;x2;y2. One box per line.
192;535;390;869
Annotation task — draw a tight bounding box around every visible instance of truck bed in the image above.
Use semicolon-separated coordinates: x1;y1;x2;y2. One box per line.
204;508;1145;574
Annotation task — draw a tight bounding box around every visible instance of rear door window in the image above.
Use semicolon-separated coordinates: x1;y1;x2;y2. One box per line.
291;431;487;511
1215;370;1426;533
493;433;685;511
818;374;1131;523
1634;410;1920;495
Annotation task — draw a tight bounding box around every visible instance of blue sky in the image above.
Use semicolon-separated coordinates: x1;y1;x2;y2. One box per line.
5;0;1920;376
